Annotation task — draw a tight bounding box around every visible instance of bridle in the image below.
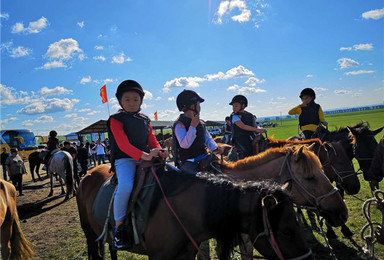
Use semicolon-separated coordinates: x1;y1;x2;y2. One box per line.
314;142;357;187
249;191;312;260
279;151;339;212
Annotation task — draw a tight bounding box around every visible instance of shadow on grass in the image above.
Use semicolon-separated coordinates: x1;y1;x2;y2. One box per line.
17;193;72;220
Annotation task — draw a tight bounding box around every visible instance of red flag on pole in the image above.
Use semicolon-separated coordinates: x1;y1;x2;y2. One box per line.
100;85;108;104
154;111;158;121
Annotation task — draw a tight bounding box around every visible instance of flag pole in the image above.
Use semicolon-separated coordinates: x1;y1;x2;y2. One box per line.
107;100;111;117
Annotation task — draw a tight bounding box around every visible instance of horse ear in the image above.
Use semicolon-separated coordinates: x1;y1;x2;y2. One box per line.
371;126;384;136
347;127;359;136
263;195;278;210
293;145;305;161
307;143;315;151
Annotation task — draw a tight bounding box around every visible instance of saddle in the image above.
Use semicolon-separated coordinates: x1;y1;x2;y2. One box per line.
92;161;158;246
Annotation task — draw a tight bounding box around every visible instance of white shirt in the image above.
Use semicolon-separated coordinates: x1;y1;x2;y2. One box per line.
174;123;218;152
95;143;105;155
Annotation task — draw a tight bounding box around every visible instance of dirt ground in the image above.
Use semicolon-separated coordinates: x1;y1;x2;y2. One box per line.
5;161;383;260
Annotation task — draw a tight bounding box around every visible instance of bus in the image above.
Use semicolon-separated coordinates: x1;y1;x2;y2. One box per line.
0;129;39;160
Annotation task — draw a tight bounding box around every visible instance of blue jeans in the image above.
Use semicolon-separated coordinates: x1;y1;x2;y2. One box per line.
97;154;106;165
113;158;140;221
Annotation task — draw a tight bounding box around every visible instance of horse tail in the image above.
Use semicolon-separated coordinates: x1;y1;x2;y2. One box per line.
65;155;74;196
10;209;34;259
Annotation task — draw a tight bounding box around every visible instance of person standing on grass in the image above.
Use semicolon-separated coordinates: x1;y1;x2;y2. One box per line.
1;147;10;180
288;88;328;139
62;141;79;182
5;148;26;196
95;139;106;165
89;140;97;166
77;142;89;177
107;79;167;249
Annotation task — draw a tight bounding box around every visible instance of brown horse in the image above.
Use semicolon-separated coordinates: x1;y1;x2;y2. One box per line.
267;137;360;195
0;180;34;260
77;164;312;260
219;145;348;227
365;136;384;188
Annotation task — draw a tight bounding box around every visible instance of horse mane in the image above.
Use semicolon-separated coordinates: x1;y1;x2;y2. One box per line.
268;137;323;145
219;147;288;171
291;145;323;179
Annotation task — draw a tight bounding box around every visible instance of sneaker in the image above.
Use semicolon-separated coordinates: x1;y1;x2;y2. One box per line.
42;165;47;170
113;226;130;250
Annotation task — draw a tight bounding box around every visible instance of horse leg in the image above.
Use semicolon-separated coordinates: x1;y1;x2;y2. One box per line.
108;244;117;260
48;171;54;197
307;210;319;232
36;163;43;181
239;234;253;260
85;228;104;260
0;217;12;260
325;223;337;239
341;224;353;238
30;163;37;182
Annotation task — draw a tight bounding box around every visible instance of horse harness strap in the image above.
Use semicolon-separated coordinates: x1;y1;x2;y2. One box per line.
250;191;312;260
149;167;207;259
279;152;339;211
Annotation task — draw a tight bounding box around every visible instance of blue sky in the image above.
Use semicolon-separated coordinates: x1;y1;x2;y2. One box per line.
1;0;383;135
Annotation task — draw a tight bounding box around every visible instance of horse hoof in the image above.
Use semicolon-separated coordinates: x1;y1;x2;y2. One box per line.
48;193;53;197
33;179;37;182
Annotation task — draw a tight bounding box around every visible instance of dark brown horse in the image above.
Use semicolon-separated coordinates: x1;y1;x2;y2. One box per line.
0;179;34;260
267;137;359;195
219;145;348;227
364;136;384;189
77;164;312;260
28;151;45;182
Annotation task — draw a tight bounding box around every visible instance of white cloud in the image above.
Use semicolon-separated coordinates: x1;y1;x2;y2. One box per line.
155;97;162;101
1;41;31;58
11;16;48;34
227;84;266;94
109;97;118;104
77;21;84;28
0;84;34;105
340;43;373;51
276;97;286;100
111;52;132;64
215;0;251;24
144;90;153;100
337;58;359;69
87;110;101;116
39;86;73;96
163;65;255;92
0;117;17;127
80;76;92;84
334;90;352;95
95;45;104;50
313;87;328;91
22;121;34;127
362;8;384;20
64;113;78;118
158;109;179;120
168;96;175;101
22;115;53;127
306;74;313;78
112;104;121;111
344;70;375;75
93;56;106;61
40;60;67;70
245;77;265;86
0;12;9;20
17;98;80;114
19;91;28;95
45;38;83;60
78;108;91;112
10;46;31;57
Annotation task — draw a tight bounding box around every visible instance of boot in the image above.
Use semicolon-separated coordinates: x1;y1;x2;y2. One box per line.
113;225;131;250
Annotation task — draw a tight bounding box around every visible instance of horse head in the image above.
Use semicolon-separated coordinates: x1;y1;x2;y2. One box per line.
348;125;384;175
250;187;312;260
286;145;348;227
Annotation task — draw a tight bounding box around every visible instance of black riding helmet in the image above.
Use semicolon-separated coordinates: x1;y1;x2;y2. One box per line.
229;95;248;108
176;90;205;112
49;130;57;137
115;80;145;102
299;88;316;100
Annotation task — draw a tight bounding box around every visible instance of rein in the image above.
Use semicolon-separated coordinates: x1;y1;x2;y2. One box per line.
149;166;207;259
248;191;312;260
279;152;339;212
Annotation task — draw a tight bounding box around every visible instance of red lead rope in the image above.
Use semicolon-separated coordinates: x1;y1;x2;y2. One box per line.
150;167;206;259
